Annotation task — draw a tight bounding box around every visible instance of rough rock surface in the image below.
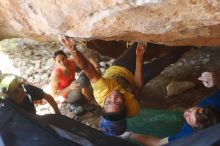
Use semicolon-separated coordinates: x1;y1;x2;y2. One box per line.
166;81;195;96
1;0;220;46
141;46;220;109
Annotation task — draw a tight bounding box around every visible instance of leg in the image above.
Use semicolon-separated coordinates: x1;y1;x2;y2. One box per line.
66;89;84;104
77;72;91;88
65;73;90;104
143;51;183;84
76;72;97;105
113;42;138;74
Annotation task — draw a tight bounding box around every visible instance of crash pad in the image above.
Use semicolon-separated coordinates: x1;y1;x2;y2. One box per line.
127;108;184;138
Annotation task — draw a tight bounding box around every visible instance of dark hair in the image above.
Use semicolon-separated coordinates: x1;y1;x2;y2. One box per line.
53;50;67;59
102;90;126;121
195;106;220;130
102;108;126;121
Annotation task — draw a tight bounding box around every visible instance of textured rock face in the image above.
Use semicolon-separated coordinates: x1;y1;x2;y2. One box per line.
166;81;195;96
1;0;220;46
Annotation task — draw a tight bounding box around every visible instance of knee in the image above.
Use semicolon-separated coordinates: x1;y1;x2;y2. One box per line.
77;72;91;88
66;89;83;103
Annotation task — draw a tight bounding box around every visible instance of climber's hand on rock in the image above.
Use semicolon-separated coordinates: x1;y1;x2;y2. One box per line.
59;34;76;52
136;42;147;58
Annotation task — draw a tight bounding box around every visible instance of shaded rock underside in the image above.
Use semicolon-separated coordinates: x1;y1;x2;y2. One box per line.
1;0;220;46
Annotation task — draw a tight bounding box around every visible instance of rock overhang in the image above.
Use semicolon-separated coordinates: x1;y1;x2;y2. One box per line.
0;0;220;46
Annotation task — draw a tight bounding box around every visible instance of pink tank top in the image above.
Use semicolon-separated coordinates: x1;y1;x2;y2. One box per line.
55;60;76;91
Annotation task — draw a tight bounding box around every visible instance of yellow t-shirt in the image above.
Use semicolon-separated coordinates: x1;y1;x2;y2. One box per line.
91;66;140;117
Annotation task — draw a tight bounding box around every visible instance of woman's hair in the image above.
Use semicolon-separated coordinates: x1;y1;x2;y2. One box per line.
53;50;67;59
195;106;220;130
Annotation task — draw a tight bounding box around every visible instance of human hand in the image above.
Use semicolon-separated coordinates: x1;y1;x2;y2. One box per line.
69;80;81;90
41;99;48;105
118;131;133;139
59;34;76;52
198;72;217;88
136;42;147;57
34;99;47;105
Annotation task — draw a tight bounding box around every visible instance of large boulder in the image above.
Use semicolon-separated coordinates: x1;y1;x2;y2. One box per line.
1;0;220;46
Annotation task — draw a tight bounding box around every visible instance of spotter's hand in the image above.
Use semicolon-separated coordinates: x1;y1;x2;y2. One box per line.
198;72;216;88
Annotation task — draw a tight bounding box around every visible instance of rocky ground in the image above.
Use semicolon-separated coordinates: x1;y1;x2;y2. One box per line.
1;38;220;129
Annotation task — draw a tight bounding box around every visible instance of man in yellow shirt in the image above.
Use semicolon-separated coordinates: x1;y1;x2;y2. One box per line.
60;35;183;136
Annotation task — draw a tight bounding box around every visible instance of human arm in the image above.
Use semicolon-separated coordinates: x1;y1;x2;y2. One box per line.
81;87;98;106
134;43;146;100
43;93;61;114
198;72;220;89
76;71;98;105
24;84;61;114
81;58;100;104
89;57;102;75
50;71;80;100
120;124;194;146
59;35;101;83
120;132;164;146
